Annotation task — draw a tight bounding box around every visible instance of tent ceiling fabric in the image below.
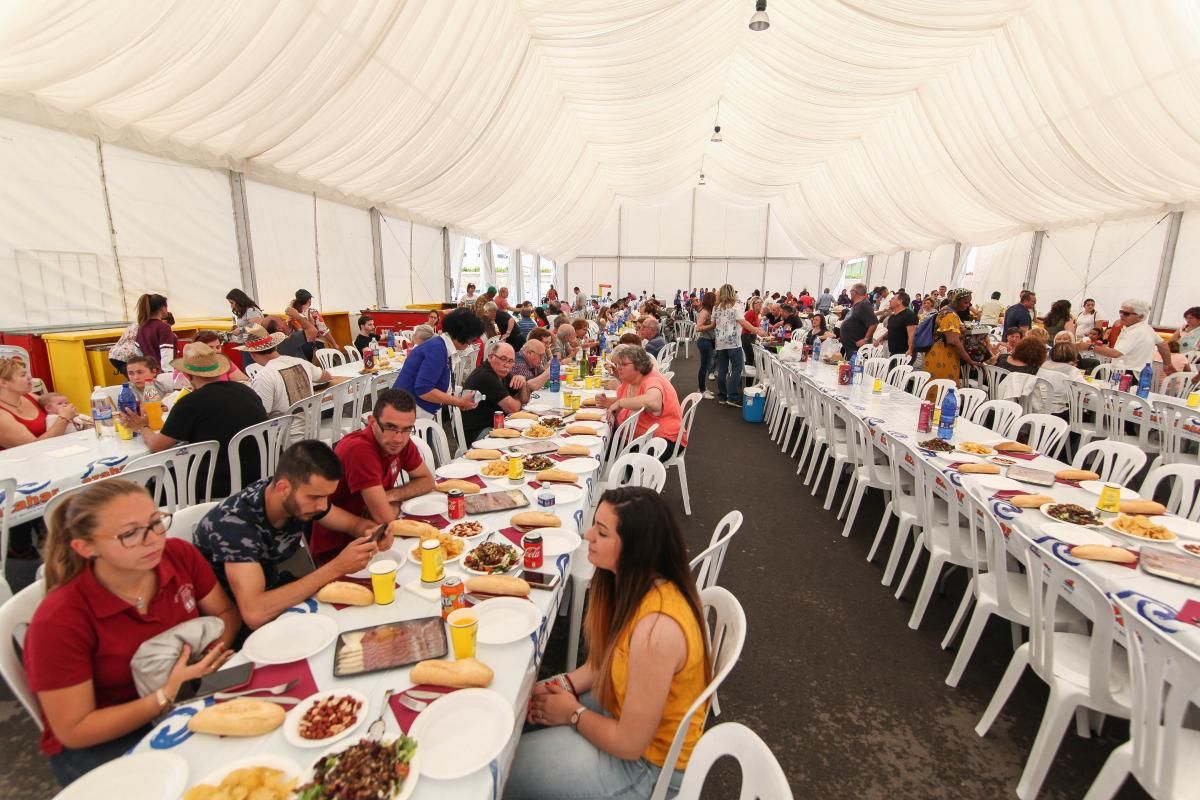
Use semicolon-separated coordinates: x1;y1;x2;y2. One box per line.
1;0;1198;261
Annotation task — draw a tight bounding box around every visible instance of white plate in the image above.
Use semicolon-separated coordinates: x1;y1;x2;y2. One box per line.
53;751;187;800
435;462;481;480
1150;515;1200;541
191;754;303;792
569;420;606;433
527;527;582;557
1079;481;1140;499
349;544;409;579
955;444;997;457
1038;502;1103;527
504;418;535;430
561;434;602;448
543;483;584;505
943;451;982;463
407;541;464;564
309;736;421;800
525;403;552;413
473;437;516;449
242;613;339;665
462;542;524;575
472;596;543;644
442;520;491;539
400;494;449;516
408;689;514;780
966;474;1022;492
556;457;601;475
284;688;369;748
1104;518;1178;543
1177;541;1200;558
1041;522;1117;547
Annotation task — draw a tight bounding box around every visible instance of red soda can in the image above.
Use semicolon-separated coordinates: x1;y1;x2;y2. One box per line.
363;347;375;370
837;362;851;386
493;411;505;430
917;401;933;433
522;532;543;569
440;577;466;619
447;489;465;520
1119;372;1134;392
799;346;809;363
588;355;598;372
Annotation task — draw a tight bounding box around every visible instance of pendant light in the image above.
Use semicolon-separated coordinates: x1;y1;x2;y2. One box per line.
749;0;769;31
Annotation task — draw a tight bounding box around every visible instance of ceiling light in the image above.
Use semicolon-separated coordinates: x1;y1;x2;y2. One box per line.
749;0;769;31
711;125;722;143
698;172;707;186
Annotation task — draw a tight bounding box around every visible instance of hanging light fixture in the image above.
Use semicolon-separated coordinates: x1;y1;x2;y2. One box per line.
748;0;769;31
711;125;722;143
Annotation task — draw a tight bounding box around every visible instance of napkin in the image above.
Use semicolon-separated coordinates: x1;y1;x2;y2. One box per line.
389;685;460;733
405;513;450;528
1174;599;1200;625
402;579;441;602
497;526;527;547
992;490;1032;501
1000;451;1040;461
227;660;319;703
1055;478;1083;488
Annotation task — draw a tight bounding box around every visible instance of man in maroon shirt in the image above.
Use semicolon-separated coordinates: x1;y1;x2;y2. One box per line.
309;388;435;563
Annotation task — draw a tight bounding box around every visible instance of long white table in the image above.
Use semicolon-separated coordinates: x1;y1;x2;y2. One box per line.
132;387;608;799
786;359;1200;657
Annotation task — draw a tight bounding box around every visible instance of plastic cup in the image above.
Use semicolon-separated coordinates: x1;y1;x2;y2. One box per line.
447;608;478;659
369;558;398;605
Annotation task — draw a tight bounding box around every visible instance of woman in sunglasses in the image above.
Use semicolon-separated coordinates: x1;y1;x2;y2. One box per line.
23;480;240;786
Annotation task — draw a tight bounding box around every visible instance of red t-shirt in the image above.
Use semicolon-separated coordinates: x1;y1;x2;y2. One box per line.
309;427;424;563
24;538;217;755
744;309;760;328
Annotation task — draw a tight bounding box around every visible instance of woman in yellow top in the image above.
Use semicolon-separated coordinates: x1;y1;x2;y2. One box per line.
923;289;984;389
505;487;711;799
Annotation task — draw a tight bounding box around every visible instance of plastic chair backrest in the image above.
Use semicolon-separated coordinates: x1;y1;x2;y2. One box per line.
1066;380;1106;438
674;722;793;800
1139;463;1200;521
1090;363;1118;382
862;358;889;381
605;409;644;473
924;378;957;408
124;441;219;508
886;353;912;372
325;375;368;443
983;364;1010;401
1151;398;1196;466
0;478;13;604
1005;413;1069;458
1102;390;1156;449
1157;371;1194;399
689;510;743;591
956;388;987;421
0;580;45;729
414;419;452;467
1071;440;1146;485
969;399;1022;436
167;501;219;545
342;345;363;363
604;453;666;492
42;464;169;523
314;348;345;370
620;423;660;459
244;363;262;379
670;393;702;459
227;416;293;493
286;394;323;441
962;484;1025;618
914;454;976;567
885;364;913;389
902;370;931;397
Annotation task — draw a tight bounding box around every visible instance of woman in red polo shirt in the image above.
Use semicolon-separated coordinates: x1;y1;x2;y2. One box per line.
23;480;240;786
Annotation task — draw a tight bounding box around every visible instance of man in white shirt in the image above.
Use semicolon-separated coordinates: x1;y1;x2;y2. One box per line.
978;291;1004;326
459;282;478;306
1082;298;1174;374
238;324;331;441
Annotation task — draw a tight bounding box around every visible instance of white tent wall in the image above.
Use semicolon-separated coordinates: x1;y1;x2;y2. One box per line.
411;223;446;304
0;118;119;327
767;210;805;259
653;261;690;300
728;259;764;298
959;232;1034;303
314;199;373;316
618;260;654;298
905;244;958;294
875;252;906;291
692;193;768;258
244;181;318;315
1163;208;1200;325
379;213;413;309
691;261;728;293
620;199;691;258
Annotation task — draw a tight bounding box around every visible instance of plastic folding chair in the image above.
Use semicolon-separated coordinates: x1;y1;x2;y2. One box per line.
1071;440;1146;486
314;348;345;370
227;416;294;493
0;580;45;728
1005;413;1070;458
124;441;219;508
675;723;793;800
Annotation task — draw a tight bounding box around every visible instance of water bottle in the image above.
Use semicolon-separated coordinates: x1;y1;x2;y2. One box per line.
1136;362;1153;398
598;330;606;353
549;352;561;392
937;388;958;440
116;383;139;440
852;357;864;386
90;385;115;439
848;352;859;384
387;329;396;350
1110;371;1121;391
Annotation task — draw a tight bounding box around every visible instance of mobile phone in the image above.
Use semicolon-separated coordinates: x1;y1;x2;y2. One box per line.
520;570;560;590
371;524;389;545
174;661;254;703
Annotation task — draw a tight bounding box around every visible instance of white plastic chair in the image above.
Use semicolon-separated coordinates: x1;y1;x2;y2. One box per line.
901;370;931;398
124;441;219;508
675;722;792;800
648;586;747;800
886;353;912;372
0;580;44;729
1089;363;1118;383
970;399;1023;436
1082;594;1200;800
674;320;696;360
286;394;323;441
342;345;362;363
0;478;13;605
664;393;701;515
869;436;925;586
975;538;1131;800
1149;397;1198;469
955;388;987;421
1005;413;1070;458
314;348;345;370
923;378;957;408
244;362;262;379
414;419;452;467
447;405;468;458
862;357;889;382
983;364;1010;401
807;393;852;505
1139;463;1200;520
1071;440;1146;486
689;510;743;591
619;423;660;461
1066;381;1108;460
885;363;913;389
839;415;893;538
323;374;369;443
167;501;219;545
42;464;169;523
1156;371;1194;399
227;416;294;494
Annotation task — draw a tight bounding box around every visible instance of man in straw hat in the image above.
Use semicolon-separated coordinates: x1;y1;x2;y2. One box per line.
237;324;329;442
122;341;266;497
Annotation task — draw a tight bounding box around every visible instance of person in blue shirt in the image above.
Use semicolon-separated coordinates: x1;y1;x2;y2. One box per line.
394;308;483;420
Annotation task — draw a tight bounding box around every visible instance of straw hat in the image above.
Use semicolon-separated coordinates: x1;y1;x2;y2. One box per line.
175;341;231;378
236;323;287;352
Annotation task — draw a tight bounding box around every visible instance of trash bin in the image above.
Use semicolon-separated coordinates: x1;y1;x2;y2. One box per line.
742;385;766;423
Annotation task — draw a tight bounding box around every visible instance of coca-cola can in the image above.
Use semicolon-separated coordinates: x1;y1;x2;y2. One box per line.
522;532;543;569
1118;372;1134;392
837;362;852;386
493;411;505;430
447;489;465;520
917;401;934;433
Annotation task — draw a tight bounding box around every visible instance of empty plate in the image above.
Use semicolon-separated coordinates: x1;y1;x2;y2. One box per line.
528;527;582;557
242;614;339;665
1040;522;1117;547
545;483;584;505
473;437;515;449
54;752;188;800
349;544;409;579
504;418;535;430
1150;515;1200;541
561;434;602;448
408;689;514;780
436;462;481;480
1079;481;1140;499
400;494;448;516
472;596;542;645
557;457;601;475
967;474;1022;492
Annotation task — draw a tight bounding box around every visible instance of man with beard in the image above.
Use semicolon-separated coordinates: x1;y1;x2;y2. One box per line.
194;440;383;630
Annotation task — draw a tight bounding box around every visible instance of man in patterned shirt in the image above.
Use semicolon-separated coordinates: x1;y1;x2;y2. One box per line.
194;440;381;630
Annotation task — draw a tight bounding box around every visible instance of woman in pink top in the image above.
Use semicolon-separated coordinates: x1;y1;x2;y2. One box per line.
0;358;78;450
597;344;687;462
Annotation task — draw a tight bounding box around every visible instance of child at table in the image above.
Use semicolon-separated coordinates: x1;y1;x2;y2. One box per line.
39;393;92;432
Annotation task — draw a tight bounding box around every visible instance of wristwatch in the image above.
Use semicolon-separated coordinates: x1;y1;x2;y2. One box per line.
569;706;587;729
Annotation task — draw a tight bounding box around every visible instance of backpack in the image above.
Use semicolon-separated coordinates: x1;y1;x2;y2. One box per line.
912;313;937;353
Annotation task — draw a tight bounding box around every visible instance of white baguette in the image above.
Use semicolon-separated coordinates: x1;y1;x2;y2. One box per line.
315;581;374;606
410;658;494;688
188;699;285;737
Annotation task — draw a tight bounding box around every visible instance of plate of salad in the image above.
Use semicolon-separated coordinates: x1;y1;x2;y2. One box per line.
297;735;419;800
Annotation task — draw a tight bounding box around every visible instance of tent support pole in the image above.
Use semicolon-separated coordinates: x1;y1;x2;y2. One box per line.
312;194;324;307
761;203;771;296
370;208;385;308
1151;210;1182;325
900;251;910;290
441;227;452;305
687;189;696;291
1024;230;1045;291
95;140;128;319
228;171;257;302
616;209;623;298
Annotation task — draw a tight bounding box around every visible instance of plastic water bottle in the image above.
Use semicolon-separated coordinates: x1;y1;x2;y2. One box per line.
598;330;606;354
848;352;859;384
549;352;561;392
1136;363;1153;398
116;383;139;440
937;388;958;440
90;385;115;439
852;357;864;386
387;329;396;350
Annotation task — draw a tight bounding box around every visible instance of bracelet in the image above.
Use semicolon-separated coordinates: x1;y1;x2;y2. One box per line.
561;673;578;696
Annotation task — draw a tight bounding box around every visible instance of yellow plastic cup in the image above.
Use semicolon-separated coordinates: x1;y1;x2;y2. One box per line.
369;558;398;605
447;608;478;659
1189;391;1199;409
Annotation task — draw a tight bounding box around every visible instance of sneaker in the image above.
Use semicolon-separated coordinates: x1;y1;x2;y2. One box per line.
702;390;715;399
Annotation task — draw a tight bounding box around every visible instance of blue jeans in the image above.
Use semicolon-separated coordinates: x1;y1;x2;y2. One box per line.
696;338;715;393
715;347;744;402
504;694;684;800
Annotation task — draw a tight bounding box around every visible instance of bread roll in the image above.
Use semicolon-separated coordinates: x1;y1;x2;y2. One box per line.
410;658;494;688
1069;544;1137;564
536;468;578;484
959;463;1000;474
581;397;597;407
1055;469;1100;481
557;444;590;457
489;428;522;438
465;575;531;597
316;581;374;606
512;511;560;529
574;410;605;422
1009;494;1055;508
565;424;596;436
995;441;1033;453
1118;499;1167;515
435;479;481;494
389;519;442;539
466;449;503;460
509;411;540;420
188;699;285;737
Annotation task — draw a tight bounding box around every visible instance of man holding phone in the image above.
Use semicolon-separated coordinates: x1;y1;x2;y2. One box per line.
194;441;382;631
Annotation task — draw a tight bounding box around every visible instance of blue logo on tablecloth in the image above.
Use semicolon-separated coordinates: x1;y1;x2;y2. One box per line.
16;480;50;495
1114;589;1180;634
284;598;319;615
81;455;129;479
149;698;213;749
991;499;1021;521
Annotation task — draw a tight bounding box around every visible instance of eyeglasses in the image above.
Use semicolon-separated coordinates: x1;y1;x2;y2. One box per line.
378;423;417;435
1118;310;1137;317
491;355;515;364
102;513;172;548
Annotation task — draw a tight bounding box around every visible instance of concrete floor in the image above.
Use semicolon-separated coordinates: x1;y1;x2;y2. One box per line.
0;347;1153;798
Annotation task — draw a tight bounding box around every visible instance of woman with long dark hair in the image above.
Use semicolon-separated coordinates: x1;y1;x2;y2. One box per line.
289;289;337;349
225;289;264;336
134;294;176;367
506;487;711;799
695;291;716;399
1042;299;1075;338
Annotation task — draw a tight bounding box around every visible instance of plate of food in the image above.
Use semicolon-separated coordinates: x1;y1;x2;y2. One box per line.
523;423;557;439
479;459;511;479
504;417;535;430
538;416;567;430
1039;502;1103;527
556;457;601;475
918;438;954;453
400;494;449;516
1078;481;1140;499
242;613;340;665
1179;541;1200;558
1105;514;1178;543
473;437;515;450
987;455;1021;467
186;756;301;800
334;618;447;677
300;736;420;800
1149;515;1200;540
462;540;524;575
408;531;467;563
956;442;996;456
435;461;481;480
283;689;367;749
1040;522;1117;547
522;454;556;472
443;520;488;540
407;690;511;780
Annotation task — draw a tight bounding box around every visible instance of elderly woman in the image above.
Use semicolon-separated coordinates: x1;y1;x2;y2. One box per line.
597;344;687;461
411;324;436;346
924;289;984;388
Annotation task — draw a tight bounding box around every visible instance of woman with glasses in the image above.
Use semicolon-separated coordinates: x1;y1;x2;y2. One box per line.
23;479;239;787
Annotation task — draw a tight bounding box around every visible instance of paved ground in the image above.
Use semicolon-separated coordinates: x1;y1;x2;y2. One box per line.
0;347;1152;798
